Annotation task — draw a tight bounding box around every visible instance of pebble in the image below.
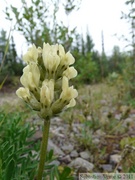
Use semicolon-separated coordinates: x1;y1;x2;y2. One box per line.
69;157;94;171
80;151;90;160
59;155;72;164
61;144;74;153
48;140;65;156
109;154;121;165
100;164;113;172
92;138;100;145
49;160;60;166
70;150;78;158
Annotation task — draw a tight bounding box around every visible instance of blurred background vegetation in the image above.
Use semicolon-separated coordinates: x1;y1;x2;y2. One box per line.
0;0;135;97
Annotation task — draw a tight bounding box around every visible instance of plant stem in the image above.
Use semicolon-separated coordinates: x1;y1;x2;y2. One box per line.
37;118;50;180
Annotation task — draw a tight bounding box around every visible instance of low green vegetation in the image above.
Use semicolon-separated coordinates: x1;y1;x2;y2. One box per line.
0;111;75;179
61;82;135;172
1;79;135;177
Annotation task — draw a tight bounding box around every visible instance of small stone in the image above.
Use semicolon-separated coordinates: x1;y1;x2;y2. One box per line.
100;164;113;172
80;151;90;160
110;154;121;165
59;155;72;164
69;157;94;171
48;140;65;156
115;114;121;120
62;144;74;153
30;130;42;141
92;138;100;145
49;160;60;166
70;150;78;158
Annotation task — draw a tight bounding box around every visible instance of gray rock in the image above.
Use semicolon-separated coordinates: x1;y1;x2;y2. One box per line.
59;155;72;164
100;164;113;172
48;140;65;156
115;114;121;120
49;160;60;166
62;144;74;153
92;138;100;145
30;130;42;141
69;157;94;171
80;151;90;160
110;154;121;165
50;126;65;138
70;150;78;158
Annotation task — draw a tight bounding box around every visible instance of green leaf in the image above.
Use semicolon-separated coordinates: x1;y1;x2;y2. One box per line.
5;158;15;180
59;167;72;180
49;149;54;160
50;170;55;180
129;165;135;172
50;166;59;180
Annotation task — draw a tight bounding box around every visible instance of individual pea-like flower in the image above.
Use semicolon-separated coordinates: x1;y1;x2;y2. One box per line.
23;44;38;64
16;42;78;119
40;79;54;107
42;43;60;74
16;87;41;111
20;63;40;90
16;87;31;102
58;45;75;67
63;67;77;79
60;76;78;102
51;76;78;114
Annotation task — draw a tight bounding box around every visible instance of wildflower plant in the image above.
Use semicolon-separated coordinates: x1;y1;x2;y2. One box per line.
16;43;78;179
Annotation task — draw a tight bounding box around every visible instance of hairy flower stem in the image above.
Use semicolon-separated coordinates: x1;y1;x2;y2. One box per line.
37;118;50;180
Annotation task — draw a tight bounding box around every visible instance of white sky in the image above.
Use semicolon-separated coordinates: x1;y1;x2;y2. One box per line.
0;0;131;56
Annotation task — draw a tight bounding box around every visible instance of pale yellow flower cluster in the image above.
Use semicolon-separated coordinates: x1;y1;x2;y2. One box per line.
16;43;78;118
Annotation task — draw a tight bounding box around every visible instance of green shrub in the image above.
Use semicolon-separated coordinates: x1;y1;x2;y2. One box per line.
75;54;99;84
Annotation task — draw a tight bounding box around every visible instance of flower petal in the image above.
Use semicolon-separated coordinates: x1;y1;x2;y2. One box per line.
66;98;76;108
65;52;75;65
